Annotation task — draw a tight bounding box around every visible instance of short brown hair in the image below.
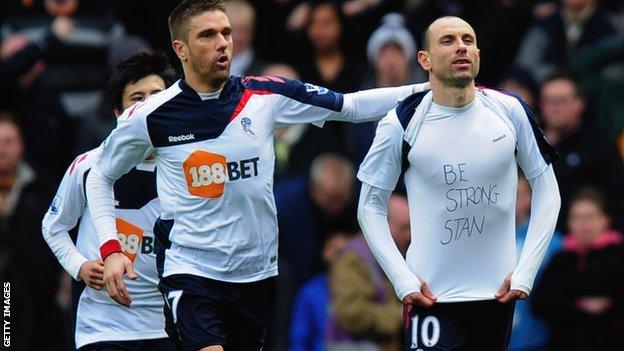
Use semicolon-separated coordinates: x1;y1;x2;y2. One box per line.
571;186;607;214
168;0;226;41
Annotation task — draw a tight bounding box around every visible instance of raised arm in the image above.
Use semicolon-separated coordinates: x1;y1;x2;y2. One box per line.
243;76;428;127
336;82;429;123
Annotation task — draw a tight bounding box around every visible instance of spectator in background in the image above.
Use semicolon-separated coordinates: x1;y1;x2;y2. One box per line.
1;0;127;119
73;36;155;154
270;153;359;351
539;73;624;231
277;152;358;292
0;16;73;109
499;65;539;110
532;188;624;351
281;1;360;177
0;16;76;181
567;34;624;146
328;194;410;351
509;173;563;351
515;0;623;82
265;63;345;179
350;12;426;164
0;112;64;350
298;0;362;93
289;231;350;351
226;0;268;76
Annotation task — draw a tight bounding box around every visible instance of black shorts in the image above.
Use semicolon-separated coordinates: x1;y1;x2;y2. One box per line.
159;274;276;351
78;338;176;351
403;300;515;351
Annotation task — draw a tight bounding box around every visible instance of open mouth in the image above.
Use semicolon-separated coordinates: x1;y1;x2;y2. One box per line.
215;55;229;68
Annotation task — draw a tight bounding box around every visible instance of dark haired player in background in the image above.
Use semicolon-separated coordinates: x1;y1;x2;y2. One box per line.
42;51;177;351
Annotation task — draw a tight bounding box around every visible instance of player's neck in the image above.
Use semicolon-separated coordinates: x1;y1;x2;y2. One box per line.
184;71;226;94
431;79;475;108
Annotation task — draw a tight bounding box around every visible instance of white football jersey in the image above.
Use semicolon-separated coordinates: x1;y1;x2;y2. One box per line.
89;76;424;283
42;147;166;348
358;88;557;302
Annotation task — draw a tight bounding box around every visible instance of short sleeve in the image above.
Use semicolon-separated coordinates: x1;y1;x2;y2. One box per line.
98;109;154;181
508;96;558;180
357;109;404;191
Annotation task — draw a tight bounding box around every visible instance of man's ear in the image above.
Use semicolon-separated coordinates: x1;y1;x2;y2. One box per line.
417;50;432;71
172;40;188;62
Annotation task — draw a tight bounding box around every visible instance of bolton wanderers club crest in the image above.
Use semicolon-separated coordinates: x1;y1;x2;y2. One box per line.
241;117;256;137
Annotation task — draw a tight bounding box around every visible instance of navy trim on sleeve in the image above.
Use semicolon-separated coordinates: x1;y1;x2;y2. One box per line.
243;76;344;112
396;90;429;130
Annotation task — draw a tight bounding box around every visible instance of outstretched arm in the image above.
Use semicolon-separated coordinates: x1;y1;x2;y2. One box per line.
335;82;429;123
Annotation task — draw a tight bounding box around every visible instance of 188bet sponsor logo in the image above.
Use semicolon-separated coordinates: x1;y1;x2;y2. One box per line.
183;150;259;198
116;218;154;261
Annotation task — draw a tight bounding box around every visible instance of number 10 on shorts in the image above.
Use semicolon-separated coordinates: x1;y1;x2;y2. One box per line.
410;315;441;349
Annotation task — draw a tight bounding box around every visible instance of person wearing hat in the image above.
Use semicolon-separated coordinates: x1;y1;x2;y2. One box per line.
350;13;427;164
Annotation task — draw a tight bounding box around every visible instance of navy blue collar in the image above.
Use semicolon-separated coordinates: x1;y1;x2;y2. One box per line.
177;76;240;101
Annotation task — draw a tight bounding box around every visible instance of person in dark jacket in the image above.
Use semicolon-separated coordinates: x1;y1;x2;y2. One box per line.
532;187;624;351
515;0;622;82
0;112;64;350
539;73;624;232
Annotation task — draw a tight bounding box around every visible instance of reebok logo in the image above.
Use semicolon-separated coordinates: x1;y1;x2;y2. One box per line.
169;134;195;143
492;134;506;143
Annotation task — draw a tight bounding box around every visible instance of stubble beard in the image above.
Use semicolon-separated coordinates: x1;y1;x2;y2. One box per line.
191;58;229;89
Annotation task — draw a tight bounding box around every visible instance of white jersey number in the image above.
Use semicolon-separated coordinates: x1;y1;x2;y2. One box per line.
411;315;441;349
165;290;183;324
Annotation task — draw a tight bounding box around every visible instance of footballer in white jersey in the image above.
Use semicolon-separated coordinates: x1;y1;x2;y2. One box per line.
86;1;429;350
42;52;176;350
358;17;560;351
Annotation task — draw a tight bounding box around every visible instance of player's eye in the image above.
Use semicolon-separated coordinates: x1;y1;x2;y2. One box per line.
440;37;453;44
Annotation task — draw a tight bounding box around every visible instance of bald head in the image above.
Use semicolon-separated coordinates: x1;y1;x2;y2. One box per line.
310;154;355;216
422;16;475;51
417;15;480;88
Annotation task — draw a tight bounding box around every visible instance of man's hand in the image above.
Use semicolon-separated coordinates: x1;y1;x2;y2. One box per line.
403;281;437;308
103;252;137;307
496;274;527;303
78;259;105;290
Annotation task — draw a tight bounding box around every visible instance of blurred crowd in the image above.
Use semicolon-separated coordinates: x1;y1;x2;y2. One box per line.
0;0;623;350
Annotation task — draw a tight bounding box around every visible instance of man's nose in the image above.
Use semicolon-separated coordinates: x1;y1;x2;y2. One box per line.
456;40;467;53
216;34;228;50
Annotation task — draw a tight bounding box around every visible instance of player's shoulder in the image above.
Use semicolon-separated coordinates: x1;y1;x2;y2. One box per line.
241;75;301;95
478;87;527;111
120;81;184;122
66;146;103;178
241;75;342;111
395;89;431;129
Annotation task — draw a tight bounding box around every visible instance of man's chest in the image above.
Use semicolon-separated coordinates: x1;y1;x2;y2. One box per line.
407;110;517;187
